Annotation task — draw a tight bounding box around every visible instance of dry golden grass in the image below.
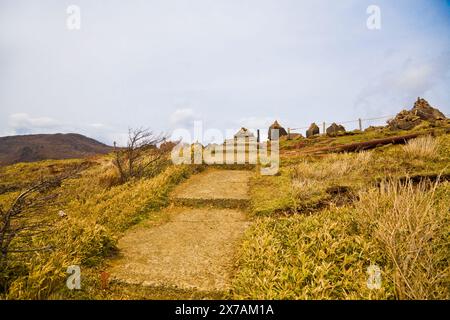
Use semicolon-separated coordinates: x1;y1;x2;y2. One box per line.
290;158;348;182
1;161;199;299
355;150;372;165
287;152;372;212
354;179;449;299
291;151;372;183
403;135;438;159
232;178;450;300
96;160;122;188
235;133;450;300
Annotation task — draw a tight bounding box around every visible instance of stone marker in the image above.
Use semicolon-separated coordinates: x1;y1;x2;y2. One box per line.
306;123;320;138
326;123;346;136
268;120;288;140
388;97;447;130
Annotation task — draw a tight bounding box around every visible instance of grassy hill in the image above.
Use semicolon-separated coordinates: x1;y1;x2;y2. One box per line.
0;121;449;300
0;133;113;166
231;130;450;299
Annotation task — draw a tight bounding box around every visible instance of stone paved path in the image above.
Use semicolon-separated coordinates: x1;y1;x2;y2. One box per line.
109;169;252;291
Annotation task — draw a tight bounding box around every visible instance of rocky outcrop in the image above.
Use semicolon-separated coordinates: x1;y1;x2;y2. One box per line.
326;123;346;136
306;123;320;138
388;98;447;130
268;120;288;140
412;98;446;121
387;110;421;130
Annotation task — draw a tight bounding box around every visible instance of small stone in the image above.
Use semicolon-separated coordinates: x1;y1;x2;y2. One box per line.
58;210;67;218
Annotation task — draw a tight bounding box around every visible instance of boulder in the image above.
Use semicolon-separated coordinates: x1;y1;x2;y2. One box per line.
326;123;346;136
388;98;447;130
306;123;320;138
268;120;288;140
387;110;421;130
411;97;446;121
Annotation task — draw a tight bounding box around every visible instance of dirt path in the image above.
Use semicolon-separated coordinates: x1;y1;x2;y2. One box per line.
109;169;252;292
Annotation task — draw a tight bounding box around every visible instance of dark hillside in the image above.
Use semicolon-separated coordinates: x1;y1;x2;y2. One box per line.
0;133;113;165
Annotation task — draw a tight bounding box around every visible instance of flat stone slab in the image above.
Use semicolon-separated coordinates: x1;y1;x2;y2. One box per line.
109;207;250;291
172;169;252;200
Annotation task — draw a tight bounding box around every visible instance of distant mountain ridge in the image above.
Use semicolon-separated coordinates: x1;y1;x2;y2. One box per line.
0;133;113;165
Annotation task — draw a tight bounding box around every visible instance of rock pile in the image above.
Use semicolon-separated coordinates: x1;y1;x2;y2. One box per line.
268;120;288;140
388;98;447;130
306;123;320;138
326;123;346;136
412;97;446;121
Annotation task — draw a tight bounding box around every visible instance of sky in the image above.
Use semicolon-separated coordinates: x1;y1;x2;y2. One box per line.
0;0;449;144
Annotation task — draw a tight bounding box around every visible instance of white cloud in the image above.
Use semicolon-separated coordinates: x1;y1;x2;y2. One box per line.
8;113;60;134
169;108;199;128
355;53;450;116
89;123;106;128
237;116;276;130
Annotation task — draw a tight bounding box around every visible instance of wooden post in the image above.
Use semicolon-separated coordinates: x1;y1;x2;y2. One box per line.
288;128;291;140
322;122;326;135
257;129;260;143
358;118;362;131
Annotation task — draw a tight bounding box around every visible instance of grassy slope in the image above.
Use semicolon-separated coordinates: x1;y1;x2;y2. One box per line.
0;156;204;299
230;128;450;299
1;124;449;300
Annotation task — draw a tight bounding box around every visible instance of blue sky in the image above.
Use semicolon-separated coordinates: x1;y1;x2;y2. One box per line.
0;0;449;144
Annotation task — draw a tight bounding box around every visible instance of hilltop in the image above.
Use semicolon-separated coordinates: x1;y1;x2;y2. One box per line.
0;133;113;166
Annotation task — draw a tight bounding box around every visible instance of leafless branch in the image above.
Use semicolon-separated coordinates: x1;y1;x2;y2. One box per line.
0;170;77;271
112;128;168;182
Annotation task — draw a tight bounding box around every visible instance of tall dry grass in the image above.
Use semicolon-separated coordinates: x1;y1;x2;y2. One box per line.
290;151;372;183
403;135;438;159
233;177;449;299
287;151;374;212
354;179;449;299
2;163;198;299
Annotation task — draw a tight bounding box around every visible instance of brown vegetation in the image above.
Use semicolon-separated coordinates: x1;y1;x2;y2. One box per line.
0;133;112;166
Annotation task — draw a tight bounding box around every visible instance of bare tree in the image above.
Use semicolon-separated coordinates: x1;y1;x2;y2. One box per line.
0;166;84;277
113;128;168;182
0;178;60;273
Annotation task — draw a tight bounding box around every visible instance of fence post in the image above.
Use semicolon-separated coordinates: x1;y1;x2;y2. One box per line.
287;128;291;140
358;118;362;131
322;122;326;135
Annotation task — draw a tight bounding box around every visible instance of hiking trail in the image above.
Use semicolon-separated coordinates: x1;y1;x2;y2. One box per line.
109;169;252;293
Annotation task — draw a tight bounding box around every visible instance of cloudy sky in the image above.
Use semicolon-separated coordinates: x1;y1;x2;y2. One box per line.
0;0;449;144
